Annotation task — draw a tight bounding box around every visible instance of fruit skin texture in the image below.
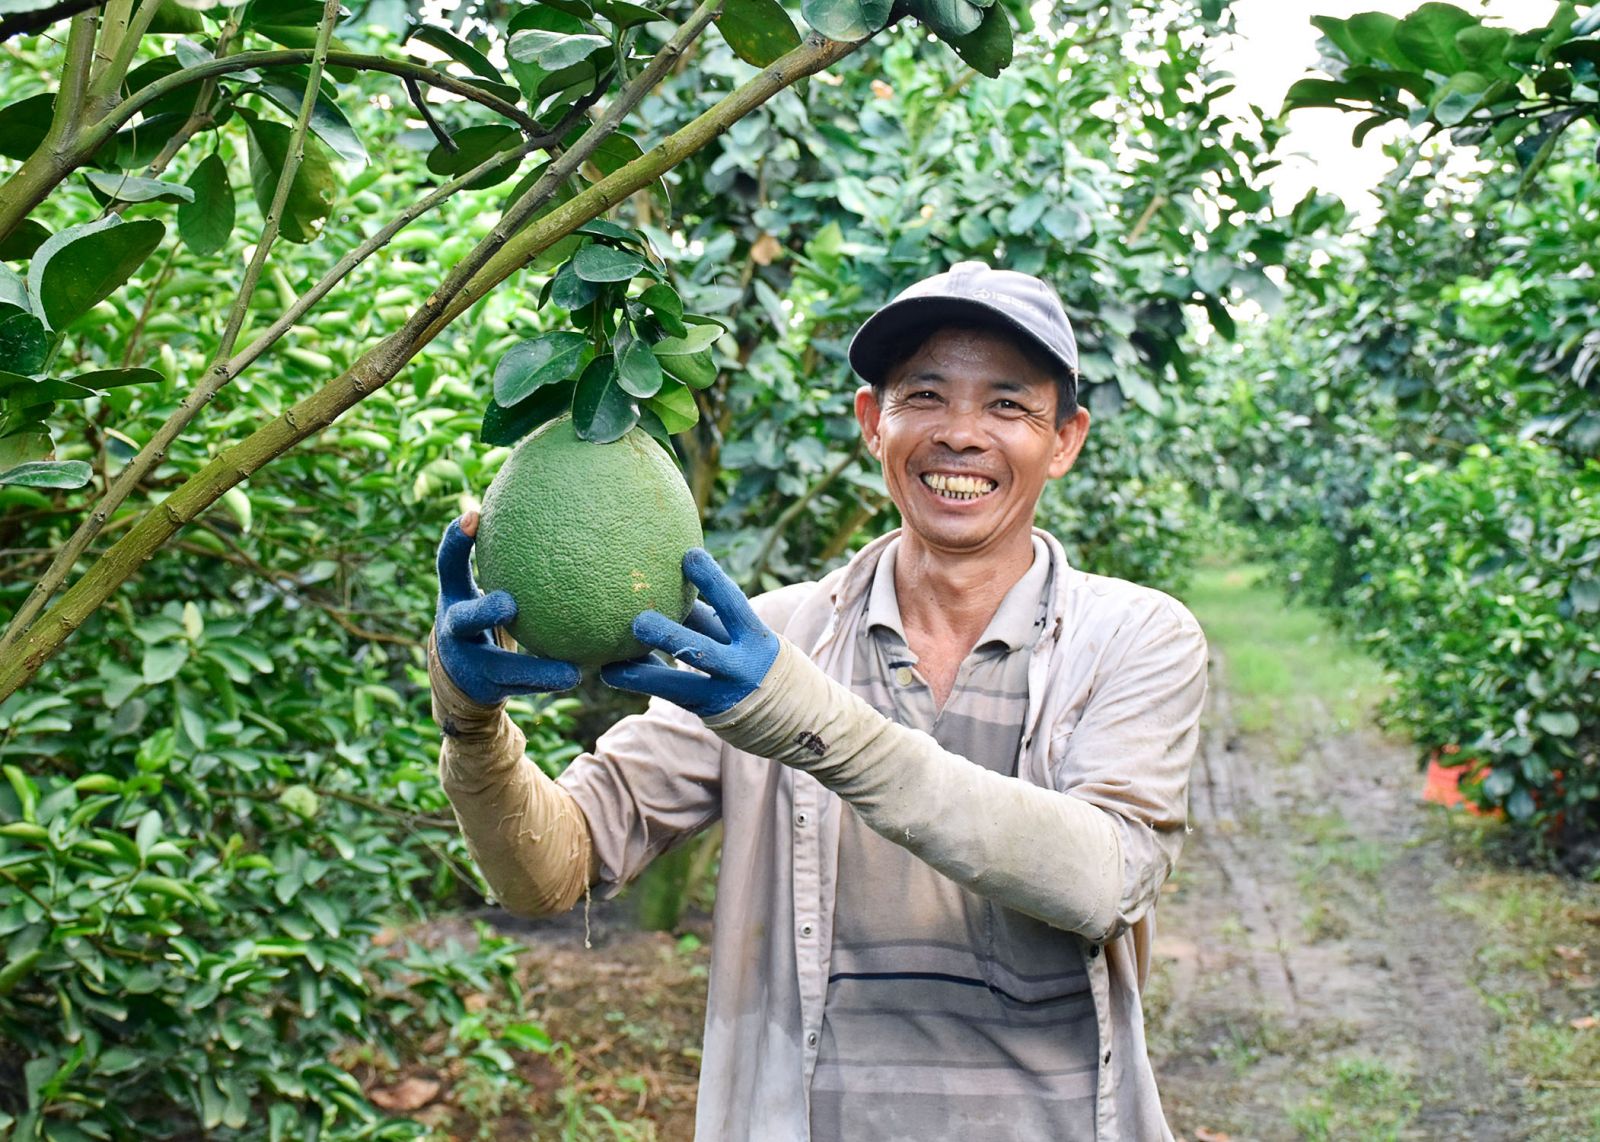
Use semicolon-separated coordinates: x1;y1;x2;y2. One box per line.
474;415;703;669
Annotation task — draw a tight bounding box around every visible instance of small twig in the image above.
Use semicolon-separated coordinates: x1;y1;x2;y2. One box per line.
750;438;864;585
1128;193;1167;244
405;75;456;152
118;244;179;367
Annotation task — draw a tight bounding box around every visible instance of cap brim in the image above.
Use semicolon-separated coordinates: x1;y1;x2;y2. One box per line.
848;295;1063;385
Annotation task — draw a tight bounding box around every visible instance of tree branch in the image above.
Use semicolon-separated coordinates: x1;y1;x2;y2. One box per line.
0;0;343;654
0;28;872;700
0;48;547;243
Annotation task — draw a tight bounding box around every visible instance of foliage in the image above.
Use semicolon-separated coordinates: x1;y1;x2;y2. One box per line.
1347;442;1600;857
1214;11;1600;866
1284;1;1600;189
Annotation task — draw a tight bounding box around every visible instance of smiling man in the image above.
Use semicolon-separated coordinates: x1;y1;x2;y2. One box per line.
429;262;1209;1140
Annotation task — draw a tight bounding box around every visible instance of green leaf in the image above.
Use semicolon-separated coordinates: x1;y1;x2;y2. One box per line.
69;367;161;389
0;93;54;163
908;0;982;39
0;432;50;470
427;124;524;189
1282;77;1375;112
571;355;638;442
651;323;722;356
1311;15;1366;65
148;0;205;34
639;283;686;337
27;217;165;331
1346;12;1412;70
584;132;644;179
507;29;610;70
550;260;601;310
593;0;659;28
243;116;337;244
179;153;236;256
0;311;48;377
0;460;92;489
801;0;894;41
82;170;195;205
577;218;645;246
408;23;509;84
1394;3;1477;74
255;77;369;166
15;378;99;404
647;383;698;433
944;2;1012;77
660;347;717;389
716;0;802;66
1534;710;1580;737
1454;24;1513;73
481;379;574;446
142;644;188;685
572;242;646;283
1431;71;1489;127
240;0;332;48
615;332;663;398
493;331;590;405
0;220;50;262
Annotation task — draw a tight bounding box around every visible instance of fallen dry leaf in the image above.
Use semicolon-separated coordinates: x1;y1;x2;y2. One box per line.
750;233;782;266
1554;945;1583;962
1195;1129;1233;1142
368;1076;441;1111
1570;1015;1598;1031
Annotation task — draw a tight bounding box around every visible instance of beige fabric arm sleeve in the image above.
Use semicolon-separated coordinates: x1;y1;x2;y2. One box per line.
705;639;1123;940
428;631;597;918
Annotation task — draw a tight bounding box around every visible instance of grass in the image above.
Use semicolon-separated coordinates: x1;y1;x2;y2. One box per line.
1285;1055;1422;1140
1180;560;1388;757
1438;854;1600;1141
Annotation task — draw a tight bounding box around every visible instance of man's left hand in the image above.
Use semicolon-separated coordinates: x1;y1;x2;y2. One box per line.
601;549;778;718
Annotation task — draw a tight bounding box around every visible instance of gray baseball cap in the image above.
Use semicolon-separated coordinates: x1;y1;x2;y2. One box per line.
847;261;1080;391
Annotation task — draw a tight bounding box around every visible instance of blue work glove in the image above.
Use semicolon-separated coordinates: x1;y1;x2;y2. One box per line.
600;548;778;718
433;517;581;706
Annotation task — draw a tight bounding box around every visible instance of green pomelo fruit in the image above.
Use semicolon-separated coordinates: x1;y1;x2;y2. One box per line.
475;414;703;668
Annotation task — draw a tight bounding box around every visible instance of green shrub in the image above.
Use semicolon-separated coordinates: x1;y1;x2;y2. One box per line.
1347;441;1600;866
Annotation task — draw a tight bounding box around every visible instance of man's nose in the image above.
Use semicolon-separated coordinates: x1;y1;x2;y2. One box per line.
932;402;988;450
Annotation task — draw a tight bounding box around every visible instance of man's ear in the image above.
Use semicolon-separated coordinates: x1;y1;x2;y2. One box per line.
855;385;883;459
1048;407;1091;479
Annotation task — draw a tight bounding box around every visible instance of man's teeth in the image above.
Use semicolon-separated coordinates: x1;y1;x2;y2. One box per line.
921;473;997;500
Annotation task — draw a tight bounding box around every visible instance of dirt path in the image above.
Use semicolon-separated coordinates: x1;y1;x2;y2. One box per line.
1147;656;1523;1140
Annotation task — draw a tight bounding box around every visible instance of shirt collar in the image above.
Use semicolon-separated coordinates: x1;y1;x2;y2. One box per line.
864;535;1052;653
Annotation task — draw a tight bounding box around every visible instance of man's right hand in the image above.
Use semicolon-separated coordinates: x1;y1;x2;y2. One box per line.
433;513;581;707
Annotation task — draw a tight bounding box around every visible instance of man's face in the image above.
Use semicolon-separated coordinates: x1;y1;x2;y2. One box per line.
855;327;1090;560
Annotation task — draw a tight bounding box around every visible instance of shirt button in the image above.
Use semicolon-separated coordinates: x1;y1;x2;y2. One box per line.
795;811;809;827
799;922;814;938
807;1031;818;1047
894;666;915;686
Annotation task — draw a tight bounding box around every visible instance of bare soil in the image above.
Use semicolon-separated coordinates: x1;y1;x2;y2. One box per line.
1147;666;1525;1140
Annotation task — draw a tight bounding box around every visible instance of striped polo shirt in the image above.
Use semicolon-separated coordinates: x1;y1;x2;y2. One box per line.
809;538;1098;1140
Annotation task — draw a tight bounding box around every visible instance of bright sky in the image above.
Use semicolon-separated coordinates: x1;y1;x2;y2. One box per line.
1216;0;1559;215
